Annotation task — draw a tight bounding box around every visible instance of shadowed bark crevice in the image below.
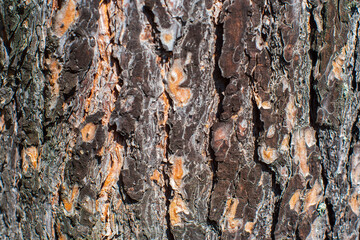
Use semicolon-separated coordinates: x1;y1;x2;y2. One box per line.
325;198;335;232
213;20;230;120
142;6;172;63
252;96;282;239
308;1;320;130
163;121;175;240
352;20;359;91
206;9;228;235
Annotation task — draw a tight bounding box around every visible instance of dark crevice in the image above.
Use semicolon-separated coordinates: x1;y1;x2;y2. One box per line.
321;159;329;191
308;3;320;130
352;50;358;91
271;196;282;240
252;97;264;140
213;20;230;119
110;55;123;86
117;175;138;205
163;167;175;240
350;5;359;15
352;21;359;91
206;126;221;235
295;227;301;240
163;119;175;240
109;55;123;102
325;198;336;231
321;2;327;32
325;230;331;240
308;6;333;219
142;6;172;63
63;86;77;102
0;12;11;56
157;89;175;240
251;97;282;240
205;11;228;236
337;0;341;24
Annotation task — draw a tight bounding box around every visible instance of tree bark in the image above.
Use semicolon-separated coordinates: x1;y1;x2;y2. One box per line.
0;0;359;239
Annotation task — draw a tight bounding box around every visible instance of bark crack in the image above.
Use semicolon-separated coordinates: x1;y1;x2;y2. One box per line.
206;5;228;235
308;2;320;129
352;20;359;91
251;93;282;239
162;91;175;240
212;20;230;120
325;198;335;232
142;6;172;63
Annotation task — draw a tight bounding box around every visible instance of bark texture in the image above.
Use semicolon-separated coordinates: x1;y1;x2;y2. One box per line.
1;0;360;239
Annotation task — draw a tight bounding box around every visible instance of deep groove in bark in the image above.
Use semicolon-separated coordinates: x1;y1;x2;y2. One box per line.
295;227;301;240
0;12;11;55
325;229;331;240
207;128;221;235
207;122;221;233
270;196;282;240
321;159;329;191
142;6;172;63
325;198;336;231
308;3;320;130
251;96;282;239
163;126;175;240
353;20;359;91
163;166;175;240
161;90;175;240
213;20;230;119
206;8;227;235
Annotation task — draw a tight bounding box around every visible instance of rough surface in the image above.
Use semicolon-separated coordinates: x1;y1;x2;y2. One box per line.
1;0;360;239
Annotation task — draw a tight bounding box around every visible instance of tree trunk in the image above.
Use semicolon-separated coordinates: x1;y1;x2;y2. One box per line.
0;0;359;239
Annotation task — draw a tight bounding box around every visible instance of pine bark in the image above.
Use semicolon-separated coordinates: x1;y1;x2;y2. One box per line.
0;0;360;239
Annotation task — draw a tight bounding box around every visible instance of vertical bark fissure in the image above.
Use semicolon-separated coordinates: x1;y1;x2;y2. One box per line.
351;20;359;91
251;93;281;239
163;91;175;240
270;194;282;240
337;0;341;24
142;6;172;62
325;198;335;232
142;3;176;233
207;115;220;233
307;4;339;234
308;3;319;130
212;20;230;119
206;7;228;235
0;11;11;55
295;227;301;240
